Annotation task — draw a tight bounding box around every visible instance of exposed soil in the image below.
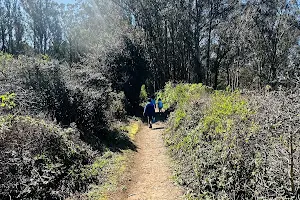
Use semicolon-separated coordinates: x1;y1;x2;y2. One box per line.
111;120;183;200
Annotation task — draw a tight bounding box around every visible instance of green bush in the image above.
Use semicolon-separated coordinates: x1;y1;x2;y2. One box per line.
0;115;98;199
156;82;207;110
164;83;300;199
139;84;148;104
0;93;16;109
0;53;130;199
165;88;257;199
0;54;126;137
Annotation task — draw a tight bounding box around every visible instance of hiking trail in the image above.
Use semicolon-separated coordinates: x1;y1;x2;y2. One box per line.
113;119;183;200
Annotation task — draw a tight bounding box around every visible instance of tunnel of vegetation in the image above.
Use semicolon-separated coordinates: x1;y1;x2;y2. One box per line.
0;0;299;199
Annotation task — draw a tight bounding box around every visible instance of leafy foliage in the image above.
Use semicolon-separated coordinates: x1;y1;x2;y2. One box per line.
0;51;132;199
164;83;300;199
157;82;208;110
108;38;148;115
0;93;16;109
0;116;96;199
139;84;148;104
0;53;125;131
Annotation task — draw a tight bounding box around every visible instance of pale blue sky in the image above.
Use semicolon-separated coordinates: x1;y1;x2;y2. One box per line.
54;0;76;4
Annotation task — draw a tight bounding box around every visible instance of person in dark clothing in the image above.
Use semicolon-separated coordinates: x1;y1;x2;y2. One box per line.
151;95;156;108
143;98;155;128
1;44;7;52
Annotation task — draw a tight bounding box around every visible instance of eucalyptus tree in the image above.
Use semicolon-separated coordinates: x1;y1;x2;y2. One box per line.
0;0;24;54
21;0;62;54
237;0;300;88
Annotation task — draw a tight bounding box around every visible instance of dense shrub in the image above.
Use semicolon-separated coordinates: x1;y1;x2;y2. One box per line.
0;53;125;137
0;115;98;199
247;91;300;199
163;83;300;199
0;53;130;199
139;84;148;104
156;82;210;110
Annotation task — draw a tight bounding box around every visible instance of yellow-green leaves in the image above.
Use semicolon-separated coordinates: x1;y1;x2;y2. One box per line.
156;82;205;110
0;93;16;109
202;90;250;135
174;109;187;128
0;52;14;75
139;84;147;103
40;54;51;63
0;52;13;62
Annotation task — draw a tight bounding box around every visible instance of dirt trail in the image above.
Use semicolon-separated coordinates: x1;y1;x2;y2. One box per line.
123;121;183;200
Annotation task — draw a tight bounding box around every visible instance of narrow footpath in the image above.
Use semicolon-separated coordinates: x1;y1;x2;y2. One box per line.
121;121;183;200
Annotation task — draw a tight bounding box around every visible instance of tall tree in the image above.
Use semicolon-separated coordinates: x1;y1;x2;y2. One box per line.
0;0;24;54
21;0;62;54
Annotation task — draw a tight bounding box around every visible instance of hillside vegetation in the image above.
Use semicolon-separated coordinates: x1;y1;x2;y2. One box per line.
161;83;300;199
0;53;136;199
0;0;299;199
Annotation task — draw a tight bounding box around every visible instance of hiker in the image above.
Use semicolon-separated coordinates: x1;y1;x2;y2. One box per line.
151;96;156;108
143;98;155;128
1;44;7;52
158;98;163;113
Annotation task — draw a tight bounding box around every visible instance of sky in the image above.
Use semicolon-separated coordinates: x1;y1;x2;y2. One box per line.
54;0;76;4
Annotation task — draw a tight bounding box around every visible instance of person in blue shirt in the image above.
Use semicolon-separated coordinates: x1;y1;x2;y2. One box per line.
157;98;163;113
143;98;155;128
151;96;156;108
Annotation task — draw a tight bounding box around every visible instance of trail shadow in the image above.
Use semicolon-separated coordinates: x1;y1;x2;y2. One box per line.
152;127;165;130
141;111;169;123
155;106;176;122
80;128;137;153
140;109;176;128
154;112;167;122
103;129;137;152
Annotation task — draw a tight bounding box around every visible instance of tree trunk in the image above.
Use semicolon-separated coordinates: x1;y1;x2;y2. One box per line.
206;2;213;86
8;28;13;54
170;21;176;80
214;61;219;90
1;24;5;51
289;128;295;195
226;66;230;86
164;19;169;81
194;0;204;83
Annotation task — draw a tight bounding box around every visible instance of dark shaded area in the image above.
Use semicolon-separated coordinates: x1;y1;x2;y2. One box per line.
25;65;74;126
80;128;137;153
107;37;148;116
154;112;168;122
132;106;145;118
23;64;134;154
151;127;165;130
141;108;174;125
160;106;176;120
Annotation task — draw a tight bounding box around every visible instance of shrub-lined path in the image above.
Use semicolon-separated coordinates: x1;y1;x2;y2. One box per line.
114;120;183;200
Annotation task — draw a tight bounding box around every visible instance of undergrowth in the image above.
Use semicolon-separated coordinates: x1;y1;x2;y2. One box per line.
162;83;300;199
0;53;134;200
0;115;140;200
72;119;140;200
0;115;95;199
156;82;208;110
